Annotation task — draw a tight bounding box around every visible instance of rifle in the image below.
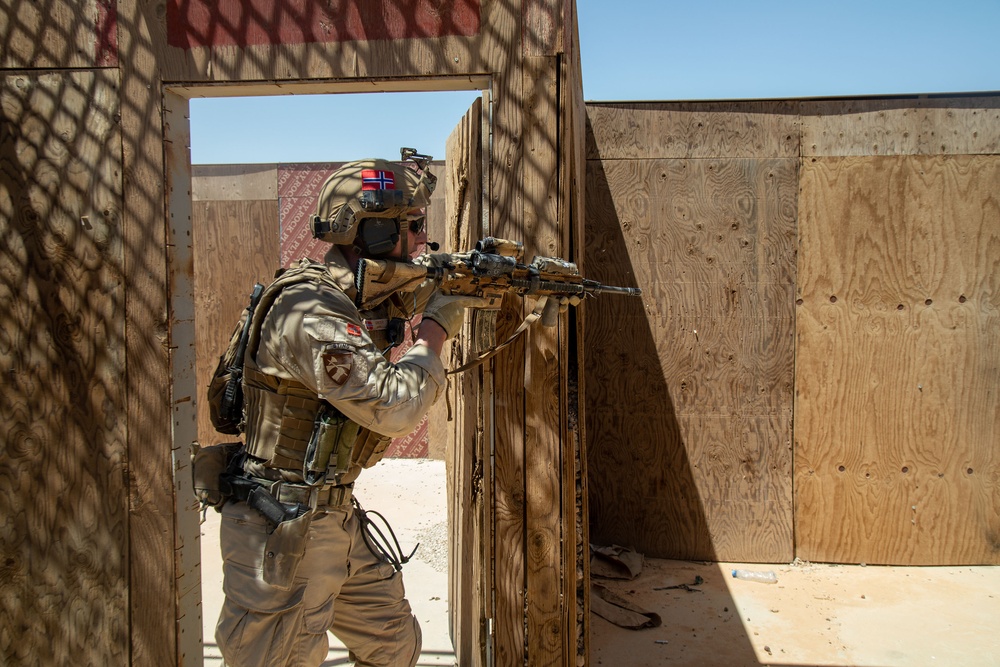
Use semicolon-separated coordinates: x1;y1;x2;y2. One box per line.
356;236;641;311
218;282;265;428
355;237;642;370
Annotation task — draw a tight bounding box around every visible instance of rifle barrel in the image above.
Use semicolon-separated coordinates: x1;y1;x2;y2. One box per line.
595;284;642;296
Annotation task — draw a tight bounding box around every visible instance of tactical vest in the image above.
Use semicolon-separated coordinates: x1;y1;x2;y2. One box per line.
239;259;388;482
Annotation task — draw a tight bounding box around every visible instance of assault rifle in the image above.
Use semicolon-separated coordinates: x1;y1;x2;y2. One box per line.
355;236;642;315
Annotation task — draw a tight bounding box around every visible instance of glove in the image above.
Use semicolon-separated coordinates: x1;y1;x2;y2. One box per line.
422;291;490;339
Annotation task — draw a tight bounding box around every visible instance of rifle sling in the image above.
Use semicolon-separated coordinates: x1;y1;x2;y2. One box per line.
446;296;548;375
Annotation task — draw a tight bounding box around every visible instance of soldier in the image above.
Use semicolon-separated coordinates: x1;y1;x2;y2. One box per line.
214;155;481;667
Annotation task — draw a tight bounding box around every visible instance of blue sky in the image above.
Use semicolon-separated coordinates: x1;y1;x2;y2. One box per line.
190;0;1000;164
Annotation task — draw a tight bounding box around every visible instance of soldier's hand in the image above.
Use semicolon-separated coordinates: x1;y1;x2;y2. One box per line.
422;291;490;339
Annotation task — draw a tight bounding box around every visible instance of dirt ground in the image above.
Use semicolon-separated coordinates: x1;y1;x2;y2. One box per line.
201;459;1000;666
590;557;1000;667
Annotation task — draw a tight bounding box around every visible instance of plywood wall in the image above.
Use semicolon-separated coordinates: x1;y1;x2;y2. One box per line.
584;102;799;563
0;69;127;664
584;96;1000;566
795;98;1000;565
4;1;586;664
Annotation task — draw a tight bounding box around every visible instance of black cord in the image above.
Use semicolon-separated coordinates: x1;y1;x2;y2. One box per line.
352;498;418;571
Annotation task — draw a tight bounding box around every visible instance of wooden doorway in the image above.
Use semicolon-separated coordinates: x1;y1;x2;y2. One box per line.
163;82;491;666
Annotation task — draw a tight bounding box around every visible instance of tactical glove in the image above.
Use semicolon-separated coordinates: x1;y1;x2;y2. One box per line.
422;291;490;339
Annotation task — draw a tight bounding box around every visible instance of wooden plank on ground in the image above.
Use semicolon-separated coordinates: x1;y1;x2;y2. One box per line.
795;155;1000;565
801;97;1000;157
0;68;126;666
584;155;796;562
192;199;280;447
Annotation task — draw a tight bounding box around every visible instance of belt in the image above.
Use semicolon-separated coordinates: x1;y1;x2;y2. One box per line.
249;476;354;510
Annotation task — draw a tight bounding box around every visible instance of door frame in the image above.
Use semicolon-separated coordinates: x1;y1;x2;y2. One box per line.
162;77;492;666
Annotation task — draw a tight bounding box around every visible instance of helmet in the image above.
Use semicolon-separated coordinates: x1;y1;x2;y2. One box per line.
312;156;436;254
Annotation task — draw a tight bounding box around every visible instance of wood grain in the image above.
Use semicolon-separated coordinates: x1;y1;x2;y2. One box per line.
801;96;1000;157
444;96;486;666
586;101;800;160
1;69;127;665
584;153;797;562
485;1;527;663
192;163;278;201
796;155;1000;564
523;52;563;666
1;0;118;68
192;200;280;447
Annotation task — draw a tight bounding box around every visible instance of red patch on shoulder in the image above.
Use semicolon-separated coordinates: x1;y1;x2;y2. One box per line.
346;323;363;337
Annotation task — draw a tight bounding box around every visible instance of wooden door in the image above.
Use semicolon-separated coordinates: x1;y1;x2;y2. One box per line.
443;95;491;666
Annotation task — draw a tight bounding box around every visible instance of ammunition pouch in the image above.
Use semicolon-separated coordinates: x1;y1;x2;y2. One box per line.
304;406;359;486
352;429;393;469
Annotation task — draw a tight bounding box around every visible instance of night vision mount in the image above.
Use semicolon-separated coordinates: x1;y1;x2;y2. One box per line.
400;147;433;171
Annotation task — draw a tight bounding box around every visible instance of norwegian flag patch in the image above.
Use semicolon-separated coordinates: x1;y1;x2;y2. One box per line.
361;169;395;191
346;323;363;337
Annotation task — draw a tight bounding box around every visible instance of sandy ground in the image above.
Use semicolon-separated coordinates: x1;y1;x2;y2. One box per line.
590;557;1000;667
201;459;1000;667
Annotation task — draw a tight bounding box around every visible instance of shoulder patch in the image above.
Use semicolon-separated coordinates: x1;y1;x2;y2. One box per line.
322;351;354;386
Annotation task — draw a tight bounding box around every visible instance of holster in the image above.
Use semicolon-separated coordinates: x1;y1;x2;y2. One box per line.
219;473;316;590
262;509;314;590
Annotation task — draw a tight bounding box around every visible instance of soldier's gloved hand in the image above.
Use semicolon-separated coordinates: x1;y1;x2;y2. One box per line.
422;291;490;339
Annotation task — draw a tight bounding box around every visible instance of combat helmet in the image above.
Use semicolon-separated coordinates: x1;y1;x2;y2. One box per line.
312;148;436;257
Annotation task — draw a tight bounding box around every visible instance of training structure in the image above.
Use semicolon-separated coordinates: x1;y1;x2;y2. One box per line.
2;1;999;666
584;97;1000;567
2;1;589;665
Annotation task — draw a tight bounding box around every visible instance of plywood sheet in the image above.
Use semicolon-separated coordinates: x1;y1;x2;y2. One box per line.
1;0;117;68
584;155;797;562
801;97;1000;156
445;96;486;666
0;69;126;665
586;101;799;160
192;199;279;446
158;0;487;83
192;163;278;200
795;155;1000;565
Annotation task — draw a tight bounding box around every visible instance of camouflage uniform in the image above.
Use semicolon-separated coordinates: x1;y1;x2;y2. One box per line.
215;247;443;667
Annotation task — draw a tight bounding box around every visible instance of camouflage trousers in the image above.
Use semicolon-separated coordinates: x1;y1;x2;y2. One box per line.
215;500;421;667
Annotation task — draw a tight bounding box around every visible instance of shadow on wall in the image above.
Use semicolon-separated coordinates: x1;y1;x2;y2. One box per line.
582;148;716;562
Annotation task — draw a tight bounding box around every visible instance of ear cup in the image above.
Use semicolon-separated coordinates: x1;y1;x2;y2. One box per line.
357;218;400;257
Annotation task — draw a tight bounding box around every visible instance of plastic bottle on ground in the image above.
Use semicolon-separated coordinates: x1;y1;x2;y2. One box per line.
731;569;778;584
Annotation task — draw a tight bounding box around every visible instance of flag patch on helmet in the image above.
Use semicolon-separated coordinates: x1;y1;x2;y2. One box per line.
361;169;395;190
